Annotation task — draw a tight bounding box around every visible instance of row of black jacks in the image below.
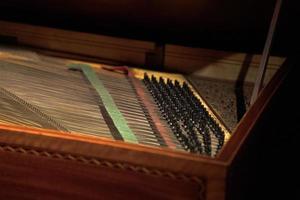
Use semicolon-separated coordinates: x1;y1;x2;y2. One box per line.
143;73;224;156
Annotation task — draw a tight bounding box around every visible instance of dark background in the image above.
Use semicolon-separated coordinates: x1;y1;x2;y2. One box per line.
0;0;298;56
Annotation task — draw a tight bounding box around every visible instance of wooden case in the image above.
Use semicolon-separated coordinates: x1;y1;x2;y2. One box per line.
0;21;289;199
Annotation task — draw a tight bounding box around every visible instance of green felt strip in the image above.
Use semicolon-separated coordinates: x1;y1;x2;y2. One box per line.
68;64;138;143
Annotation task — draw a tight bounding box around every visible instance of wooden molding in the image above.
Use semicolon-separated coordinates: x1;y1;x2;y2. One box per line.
0;20;285;85
0;20;155;66
165;45;285;84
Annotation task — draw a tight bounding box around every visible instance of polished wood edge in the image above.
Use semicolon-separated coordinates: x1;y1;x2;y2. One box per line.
217;58;290;163
0;143;205;185
0;21;153;49
0;121;217;163
0;123;227;177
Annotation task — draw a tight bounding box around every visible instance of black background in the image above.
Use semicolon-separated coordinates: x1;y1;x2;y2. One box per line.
0;0;298;56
